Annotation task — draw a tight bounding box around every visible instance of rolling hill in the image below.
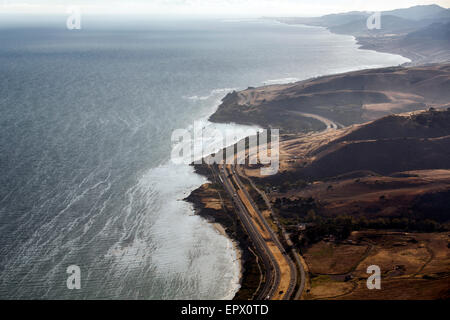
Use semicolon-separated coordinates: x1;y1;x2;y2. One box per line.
210;64;450;130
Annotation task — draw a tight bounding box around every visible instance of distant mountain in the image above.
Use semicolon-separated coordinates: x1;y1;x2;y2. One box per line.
275;12;370;28
314;11;370;27
325;4;450;35
384;4;449;21
278;4;449;29
432;7;450;20
329;15;423;36
276;4;450;65
405;21;450;40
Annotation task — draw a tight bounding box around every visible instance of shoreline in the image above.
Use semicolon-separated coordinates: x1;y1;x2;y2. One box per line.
185;164;264;300
294;23;416;65
353;36;415;66
275;19;449;66
184;23;419;300
212;222;243;265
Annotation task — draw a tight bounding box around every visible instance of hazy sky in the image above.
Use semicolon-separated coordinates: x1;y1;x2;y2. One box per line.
1;0;449;16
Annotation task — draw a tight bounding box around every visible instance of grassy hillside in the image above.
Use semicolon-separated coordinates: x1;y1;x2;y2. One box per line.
295;109;450;179
210;64;450;129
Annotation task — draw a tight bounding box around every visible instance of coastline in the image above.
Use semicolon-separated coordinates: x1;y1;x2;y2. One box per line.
351;34;450;66
354;36;415;65
213;222;243;265
184;22;417;300
185;164;264;300
275;20;449;66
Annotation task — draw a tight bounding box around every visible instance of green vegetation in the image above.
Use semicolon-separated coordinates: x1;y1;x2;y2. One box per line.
273;197;317;222
294;214;448;248
253;172;308;191
273;195;450;248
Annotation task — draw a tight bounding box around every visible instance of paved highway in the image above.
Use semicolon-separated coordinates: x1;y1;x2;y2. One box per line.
214;111;340;299
237;167;306;299
289;111;342;131
229;165;297;300
215;164;280;300
216;162;297;300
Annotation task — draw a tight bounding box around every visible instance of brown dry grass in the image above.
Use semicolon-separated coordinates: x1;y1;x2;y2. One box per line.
304;242;369;275
194;183;224;210
338;277;449;300
307;275;355;299
290;169;450;218
302;231;450;300
419;232;450;275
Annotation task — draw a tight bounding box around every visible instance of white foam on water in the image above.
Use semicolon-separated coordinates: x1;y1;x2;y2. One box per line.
183;88;237;102
105;88;261;299
0;19;412;299
265;77;300;85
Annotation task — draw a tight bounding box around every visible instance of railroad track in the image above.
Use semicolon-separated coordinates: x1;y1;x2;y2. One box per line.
237;167;306;299
215;164;280;300
213;111;341;299
229;165;297;300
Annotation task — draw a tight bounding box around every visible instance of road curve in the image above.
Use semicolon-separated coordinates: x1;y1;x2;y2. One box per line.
289;111;342;131
212;111;340;299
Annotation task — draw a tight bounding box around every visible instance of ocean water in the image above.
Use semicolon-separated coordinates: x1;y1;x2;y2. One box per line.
0;16;409;299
